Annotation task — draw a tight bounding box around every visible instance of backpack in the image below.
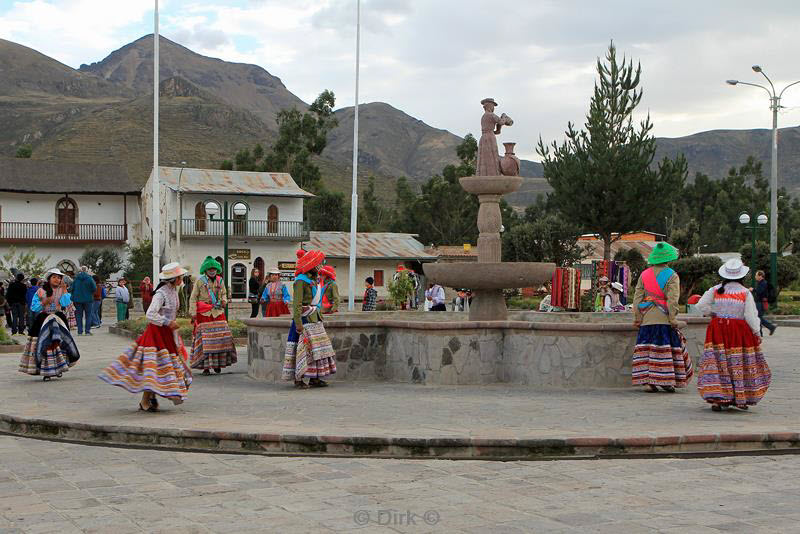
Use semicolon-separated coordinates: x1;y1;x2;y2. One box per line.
767;282;778;304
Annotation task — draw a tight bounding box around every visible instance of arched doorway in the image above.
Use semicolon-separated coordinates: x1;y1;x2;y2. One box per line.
194;202;207;232
254;257;265;284
267;204;278;234
231;263;247;299
56;197;77;235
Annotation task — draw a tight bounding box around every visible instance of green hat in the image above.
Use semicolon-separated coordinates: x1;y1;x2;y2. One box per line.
199;256;223;275
648;242;679;265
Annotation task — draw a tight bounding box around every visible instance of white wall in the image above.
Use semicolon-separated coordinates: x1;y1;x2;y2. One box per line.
0;192;138;225
178;193;303;222
326;259;412;301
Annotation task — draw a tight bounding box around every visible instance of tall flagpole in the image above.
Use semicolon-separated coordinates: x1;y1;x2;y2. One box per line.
152;0;161;280
347;0;360;311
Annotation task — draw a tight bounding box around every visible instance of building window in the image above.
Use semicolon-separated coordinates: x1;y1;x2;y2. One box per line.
57;260;77;277
194;202;207;232
267;204;278;233
56;197;77;235
373;270;384;287
232;201;248;236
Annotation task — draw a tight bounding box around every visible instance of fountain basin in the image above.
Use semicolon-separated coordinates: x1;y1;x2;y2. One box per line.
459;175;522;196
423;262;555;290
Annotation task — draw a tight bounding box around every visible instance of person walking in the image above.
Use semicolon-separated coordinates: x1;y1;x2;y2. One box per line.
281;249;336;389
71;266;97;336
362;277;378;311
248;268;262;318
261;269;290;317
19;269;80;381
139;277;154;314
115;278;131;322
631;242;693;393
427;283;446;311
90;275;103;330
696;259;771;411
99;263;192;411
25;278;39;335
189;257;237;375
6;273;27;335
319;265;340;314
753;270;777;336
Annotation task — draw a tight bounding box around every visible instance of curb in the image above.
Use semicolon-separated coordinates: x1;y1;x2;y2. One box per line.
0;344;21;354
1;413;798;460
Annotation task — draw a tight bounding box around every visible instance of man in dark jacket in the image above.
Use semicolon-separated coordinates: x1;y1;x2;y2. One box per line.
26;278;39;335
754;270;777;336
71;266;97;335
6;273;28;335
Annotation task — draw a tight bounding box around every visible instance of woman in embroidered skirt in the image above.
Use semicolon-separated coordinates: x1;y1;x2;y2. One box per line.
261;268;291;317
189;256;237;375
282;250;337;389
696;259;771;411
631;242;693;393
99;263;192;411
318;265;340;314
19;269;80;381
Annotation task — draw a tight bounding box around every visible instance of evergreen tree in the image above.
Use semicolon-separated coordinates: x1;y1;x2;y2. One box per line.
537;42;687;260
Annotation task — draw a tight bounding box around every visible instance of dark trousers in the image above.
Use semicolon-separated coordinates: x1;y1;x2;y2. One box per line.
74;301;92;334
431;303;447;311
755;301;775;335
10;302;25;333
250;301;260;318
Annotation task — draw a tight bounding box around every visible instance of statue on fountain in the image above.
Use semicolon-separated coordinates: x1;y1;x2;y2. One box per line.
476;98;519;177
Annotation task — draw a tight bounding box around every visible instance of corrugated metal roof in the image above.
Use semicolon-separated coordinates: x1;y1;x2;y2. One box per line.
581;240;658;261
425;245;478;258
309;232;437;261
0;158;137;194
152;167;313;198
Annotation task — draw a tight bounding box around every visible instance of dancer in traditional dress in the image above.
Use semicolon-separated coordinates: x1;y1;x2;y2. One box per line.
189;256;237;375
261;268;291;317
19;269;80;381
282;249;337;389
318;265;340;314
696;259;771;411
98;263;192;411
631;242;693;392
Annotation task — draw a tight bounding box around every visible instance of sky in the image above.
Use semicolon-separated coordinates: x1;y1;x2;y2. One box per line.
2;0;800;160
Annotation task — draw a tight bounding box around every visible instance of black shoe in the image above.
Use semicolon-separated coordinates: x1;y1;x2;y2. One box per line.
770;326;777;336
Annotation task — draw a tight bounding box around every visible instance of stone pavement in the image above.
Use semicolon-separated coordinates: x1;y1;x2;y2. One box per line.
0;434;799;533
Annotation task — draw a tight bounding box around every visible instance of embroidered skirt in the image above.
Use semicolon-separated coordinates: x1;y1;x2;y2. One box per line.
99;323;192;402
632;324;693;387
191;313;237;370
265;301;290;317
282;319;336;382
697;317;771;407
18;313;79;377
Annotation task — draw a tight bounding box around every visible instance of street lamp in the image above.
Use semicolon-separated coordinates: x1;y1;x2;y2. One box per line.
740;211;768;287
726;66;800;292
204;200;248;316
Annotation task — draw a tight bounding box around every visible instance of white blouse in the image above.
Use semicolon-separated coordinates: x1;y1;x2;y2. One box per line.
145;284;179;326
696;282;761;336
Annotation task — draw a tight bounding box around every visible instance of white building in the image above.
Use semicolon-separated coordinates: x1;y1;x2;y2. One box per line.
0;158;140;276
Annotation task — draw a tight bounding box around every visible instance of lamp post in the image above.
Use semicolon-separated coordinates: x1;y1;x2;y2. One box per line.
726;67;800;292
204;200;248;316
739;212;768;287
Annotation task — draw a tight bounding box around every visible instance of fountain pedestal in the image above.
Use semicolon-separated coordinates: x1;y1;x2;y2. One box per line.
423;175;555;321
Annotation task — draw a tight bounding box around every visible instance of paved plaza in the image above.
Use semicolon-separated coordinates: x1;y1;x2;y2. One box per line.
1;434;800;533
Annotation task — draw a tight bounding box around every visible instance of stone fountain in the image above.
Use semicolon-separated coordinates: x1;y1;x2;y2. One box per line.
423;98;554;320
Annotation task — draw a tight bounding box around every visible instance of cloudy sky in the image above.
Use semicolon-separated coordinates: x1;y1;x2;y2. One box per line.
2;0;800;160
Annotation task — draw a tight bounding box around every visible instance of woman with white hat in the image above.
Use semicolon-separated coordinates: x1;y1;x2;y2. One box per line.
696;258;771;411
261;268;291;317
99;263;192;411
18;268;80;381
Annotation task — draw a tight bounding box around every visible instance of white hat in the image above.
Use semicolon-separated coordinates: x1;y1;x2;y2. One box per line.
719;258;750;280
611;281;624;292
45;268;66;279
268;268;281;275
159;262;189;280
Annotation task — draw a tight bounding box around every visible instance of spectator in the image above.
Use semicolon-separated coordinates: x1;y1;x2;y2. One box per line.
753;270;777;336
427;283;446;311
0;282;8;330
362;277;378;311
115;277;131;322
26;278;39;334
248;268;262;318
91;275;103;330
6;273;27;335
71;266;97;335
140;277;154;313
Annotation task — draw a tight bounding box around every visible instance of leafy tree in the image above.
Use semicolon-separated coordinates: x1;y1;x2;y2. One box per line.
387;271;415;308
360;175;393;232
502;214;584;266
123;239;153;282
308;188;347;231
537;42;688;260
79;247;123;281
219;159;233;171
671;255;723;303
669;219;700;258
15;146;32;158
737;241;800;293
0;246;51;278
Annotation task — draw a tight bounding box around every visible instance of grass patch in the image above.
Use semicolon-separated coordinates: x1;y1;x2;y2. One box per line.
0;326;17;345
507;297;544;311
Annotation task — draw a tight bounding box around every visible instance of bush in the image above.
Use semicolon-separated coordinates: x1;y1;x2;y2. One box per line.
671;256;723;303
507;297;543;310
116;317;247;342
0;327;17;345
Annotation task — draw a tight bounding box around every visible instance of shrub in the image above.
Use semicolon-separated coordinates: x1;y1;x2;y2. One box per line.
671;255;723;303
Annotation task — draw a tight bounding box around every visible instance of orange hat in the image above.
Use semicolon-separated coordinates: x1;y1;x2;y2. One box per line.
295;249;325;275
319;265;336;280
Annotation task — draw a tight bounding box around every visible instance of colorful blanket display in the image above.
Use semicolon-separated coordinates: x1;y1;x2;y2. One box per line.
591;260;631;308
551;268;581;310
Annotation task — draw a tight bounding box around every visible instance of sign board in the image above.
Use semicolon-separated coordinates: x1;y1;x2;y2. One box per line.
278;261;296;271
229;249;251;260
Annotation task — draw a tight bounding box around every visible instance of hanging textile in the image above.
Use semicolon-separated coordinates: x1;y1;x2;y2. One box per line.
551;268;581;310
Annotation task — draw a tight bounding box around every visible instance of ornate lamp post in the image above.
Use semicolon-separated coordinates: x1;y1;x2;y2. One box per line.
205;200;248;315
739;212;768;287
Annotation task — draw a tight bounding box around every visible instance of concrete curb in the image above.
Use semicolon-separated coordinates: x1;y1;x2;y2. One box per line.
1;413;797;460
0;344;21;353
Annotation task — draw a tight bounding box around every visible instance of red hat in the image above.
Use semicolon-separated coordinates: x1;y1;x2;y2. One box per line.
295;249;325;275
396;264;406;271
319;265;336;280
687;294;702;305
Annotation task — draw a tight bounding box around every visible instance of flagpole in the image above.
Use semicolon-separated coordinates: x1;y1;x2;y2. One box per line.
347;0;360;310
152;0;161;281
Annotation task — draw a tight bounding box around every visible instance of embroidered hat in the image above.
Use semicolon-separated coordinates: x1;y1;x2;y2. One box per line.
44;268;66;280
319;265;336;280
718;258;750;280
611;281;624;292
647;242;679;265
480;97;498;106
295;249;325;275
160;262;188;280
199;256;222;275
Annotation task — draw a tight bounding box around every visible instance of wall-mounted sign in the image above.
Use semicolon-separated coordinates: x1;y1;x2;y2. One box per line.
278;261;296;271
229;249;251;260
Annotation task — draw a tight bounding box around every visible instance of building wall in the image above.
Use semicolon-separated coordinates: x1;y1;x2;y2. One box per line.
177;193;303;222
325;259;417;302
0;192;139;226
